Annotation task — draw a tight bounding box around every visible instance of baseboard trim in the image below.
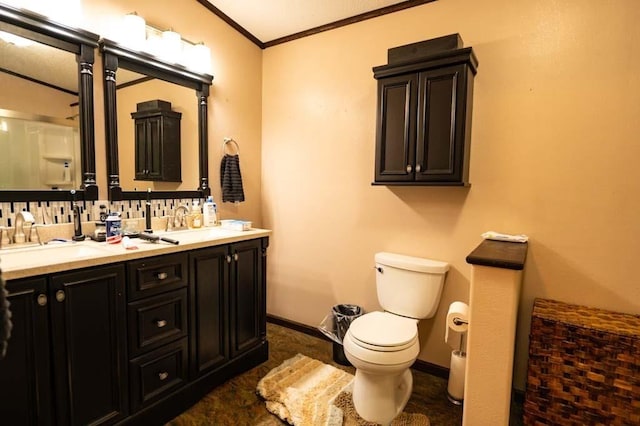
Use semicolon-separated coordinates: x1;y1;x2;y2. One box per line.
266;314;450;379
267;314;328;340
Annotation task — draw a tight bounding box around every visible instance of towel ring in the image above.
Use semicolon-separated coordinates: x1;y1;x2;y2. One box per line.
223;137;240;155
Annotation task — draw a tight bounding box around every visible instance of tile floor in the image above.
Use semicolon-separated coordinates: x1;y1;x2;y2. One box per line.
168;322;522;425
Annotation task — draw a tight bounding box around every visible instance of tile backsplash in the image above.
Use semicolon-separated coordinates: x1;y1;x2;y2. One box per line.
0;198;199;228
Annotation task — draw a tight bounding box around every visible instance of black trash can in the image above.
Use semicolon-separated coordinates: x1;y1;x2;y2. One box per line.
330;304;363;366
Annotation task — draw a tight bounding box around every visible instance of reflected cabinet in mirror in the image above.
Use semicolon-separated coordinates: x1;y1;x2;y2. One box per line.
101;39;213;201
0;3;99;201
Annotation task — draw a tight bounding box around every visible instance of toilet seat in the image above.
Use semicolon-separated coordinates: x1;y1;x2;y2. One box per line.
348;311;418;350
344;312;420;365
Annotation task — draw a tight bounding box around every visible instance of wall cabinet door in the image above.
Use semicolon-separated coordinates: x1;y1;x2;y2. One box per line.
50;265;128;426
415;64;472;184
374;73;418;182
0;277;53;426
189;245;229;377
229;238;266;359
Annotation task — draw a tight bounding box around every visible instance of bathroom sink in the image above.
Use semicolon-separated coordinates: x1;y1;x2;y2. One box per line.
0;243;109;269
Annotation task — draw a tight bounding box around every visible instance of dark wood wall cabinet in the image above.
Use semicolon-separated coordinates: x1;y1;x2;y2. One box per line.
373;34;478;186
132;100;182;182
0;237;269;425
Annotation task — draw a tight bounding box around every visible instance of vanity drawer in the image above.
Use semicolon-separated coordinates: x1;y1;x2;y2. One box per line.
127;252;188;300
128;288;188;357
130;338;188;413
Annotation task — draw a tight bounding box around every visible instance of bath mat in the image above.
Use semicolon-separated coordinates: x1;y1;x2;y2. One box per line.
256;354;430;426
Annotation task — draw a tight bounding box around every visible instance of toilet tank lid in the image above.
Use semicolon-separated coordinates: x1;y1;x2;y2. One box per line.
375;252;449;273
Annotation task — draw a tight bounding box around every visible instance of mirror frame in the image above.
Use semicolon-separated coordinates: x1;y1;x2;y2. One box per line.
0;3;99;202
100;39;213;201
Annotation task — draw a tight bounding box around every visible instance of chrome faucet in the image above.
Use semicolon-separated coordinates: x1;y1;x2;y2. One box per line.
167;205;190;231
13;210;35;244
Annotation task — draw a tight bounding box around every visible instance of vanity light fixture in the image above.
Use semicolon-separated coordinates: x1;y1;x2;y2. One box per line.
185;42;212;75
121;12;146;51
5;0;83;28
161;28;182;64
116;12;212;74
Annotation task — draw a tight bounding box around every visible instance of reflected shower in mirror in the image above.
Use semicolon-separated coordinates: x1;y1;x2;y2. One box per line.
0;3;99;202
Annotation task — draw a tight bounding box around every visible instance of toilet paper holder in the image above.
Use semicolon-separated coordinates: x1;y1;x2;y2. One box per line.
452;317;468;326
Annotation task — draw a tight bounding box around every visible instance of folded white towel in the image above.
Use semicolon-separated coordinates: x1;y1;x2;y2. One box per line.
481;231;528;243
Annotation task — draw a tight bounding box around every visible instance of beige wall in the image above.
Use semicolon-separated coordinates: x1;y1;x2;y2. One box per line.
83;0;264;225
262;0;640;390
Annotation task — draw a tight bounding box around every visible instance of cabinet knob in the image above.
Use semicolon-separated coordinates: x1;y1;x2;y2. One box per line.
406;165;412;173
233;253;239;262
55;290;65;303
156;319;167;328
226;255;232;264
37;294;48;306
156;272;168;280
158;371;169;381
416;164;422;172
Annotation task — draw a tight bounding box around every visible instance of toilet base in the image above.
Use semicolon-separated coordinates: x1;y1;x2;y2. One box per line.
351;368;413;425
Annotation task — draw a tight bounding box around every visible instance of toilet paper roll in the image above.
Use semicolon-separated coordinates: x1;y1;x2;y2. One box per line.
445;301;469;349
447;350;466;403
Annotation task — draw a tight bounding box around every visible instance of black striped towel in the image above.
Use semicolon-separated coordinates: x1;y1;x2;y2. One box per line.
220;154;245;203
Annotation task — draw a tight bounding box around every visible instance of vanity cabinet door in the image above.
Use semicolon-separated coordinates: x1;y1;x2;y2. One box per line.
0;277;53;426
50;265;128;426
229;238;267;359
189;245;229;377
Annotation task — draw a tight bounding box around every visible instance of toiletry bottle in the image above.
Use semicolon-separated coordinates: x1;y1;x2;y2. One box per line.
63;161;71;183
203;196;217;226
191;201;202;229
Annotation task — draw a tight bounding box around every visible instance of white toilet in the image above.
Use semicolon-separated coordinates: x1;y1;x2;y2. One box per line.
343;252;449;425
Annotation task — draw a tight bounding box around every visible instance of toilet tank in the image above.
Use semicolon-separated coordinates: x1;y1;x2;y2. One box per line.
375;252;449;319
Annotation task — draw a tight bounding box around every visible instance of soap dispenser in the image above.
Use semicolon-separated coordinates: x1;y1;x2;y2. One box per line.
191;201;202;229
203;196;217;226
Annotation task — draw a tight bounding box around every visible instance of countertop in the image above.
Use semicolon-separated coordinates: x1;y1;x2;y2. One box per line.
0;227;271;281
465;239;528;270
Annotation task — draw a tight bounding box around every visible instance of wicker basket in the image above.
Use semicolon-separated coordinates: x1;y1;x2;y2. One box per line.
524;298;640;425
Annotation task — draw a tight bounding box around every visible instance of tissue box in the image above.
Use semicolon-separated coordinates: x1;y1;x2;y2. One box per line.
221;220;252;231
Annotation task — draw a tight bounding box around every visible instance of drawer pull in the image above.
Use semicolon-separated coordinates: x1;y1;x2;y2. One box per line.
156;319;167;328
156;272;168;280
158;371;169;381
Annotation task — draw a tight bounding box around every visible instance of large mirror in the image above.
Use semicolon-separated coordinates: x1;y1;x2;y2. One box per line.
0;3;99;201
101;39;213;201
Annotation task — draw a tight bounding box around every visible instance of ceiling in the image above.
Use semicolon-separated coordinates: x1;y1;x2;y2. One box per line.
201;0;428;45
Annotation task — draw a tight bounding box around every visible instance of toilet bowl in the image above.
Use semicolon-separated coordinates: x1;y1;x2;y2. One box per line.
344;311;419;424
343;252;449;425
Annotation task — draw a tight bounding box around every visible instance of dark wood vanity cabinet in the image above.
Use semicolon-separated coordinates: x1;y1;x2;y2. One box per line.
0;266;128;426
0;277;53;425
0;236;268;425
126;252;189;413
373;37;478;186
190;237;268;377
132;105;182;182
